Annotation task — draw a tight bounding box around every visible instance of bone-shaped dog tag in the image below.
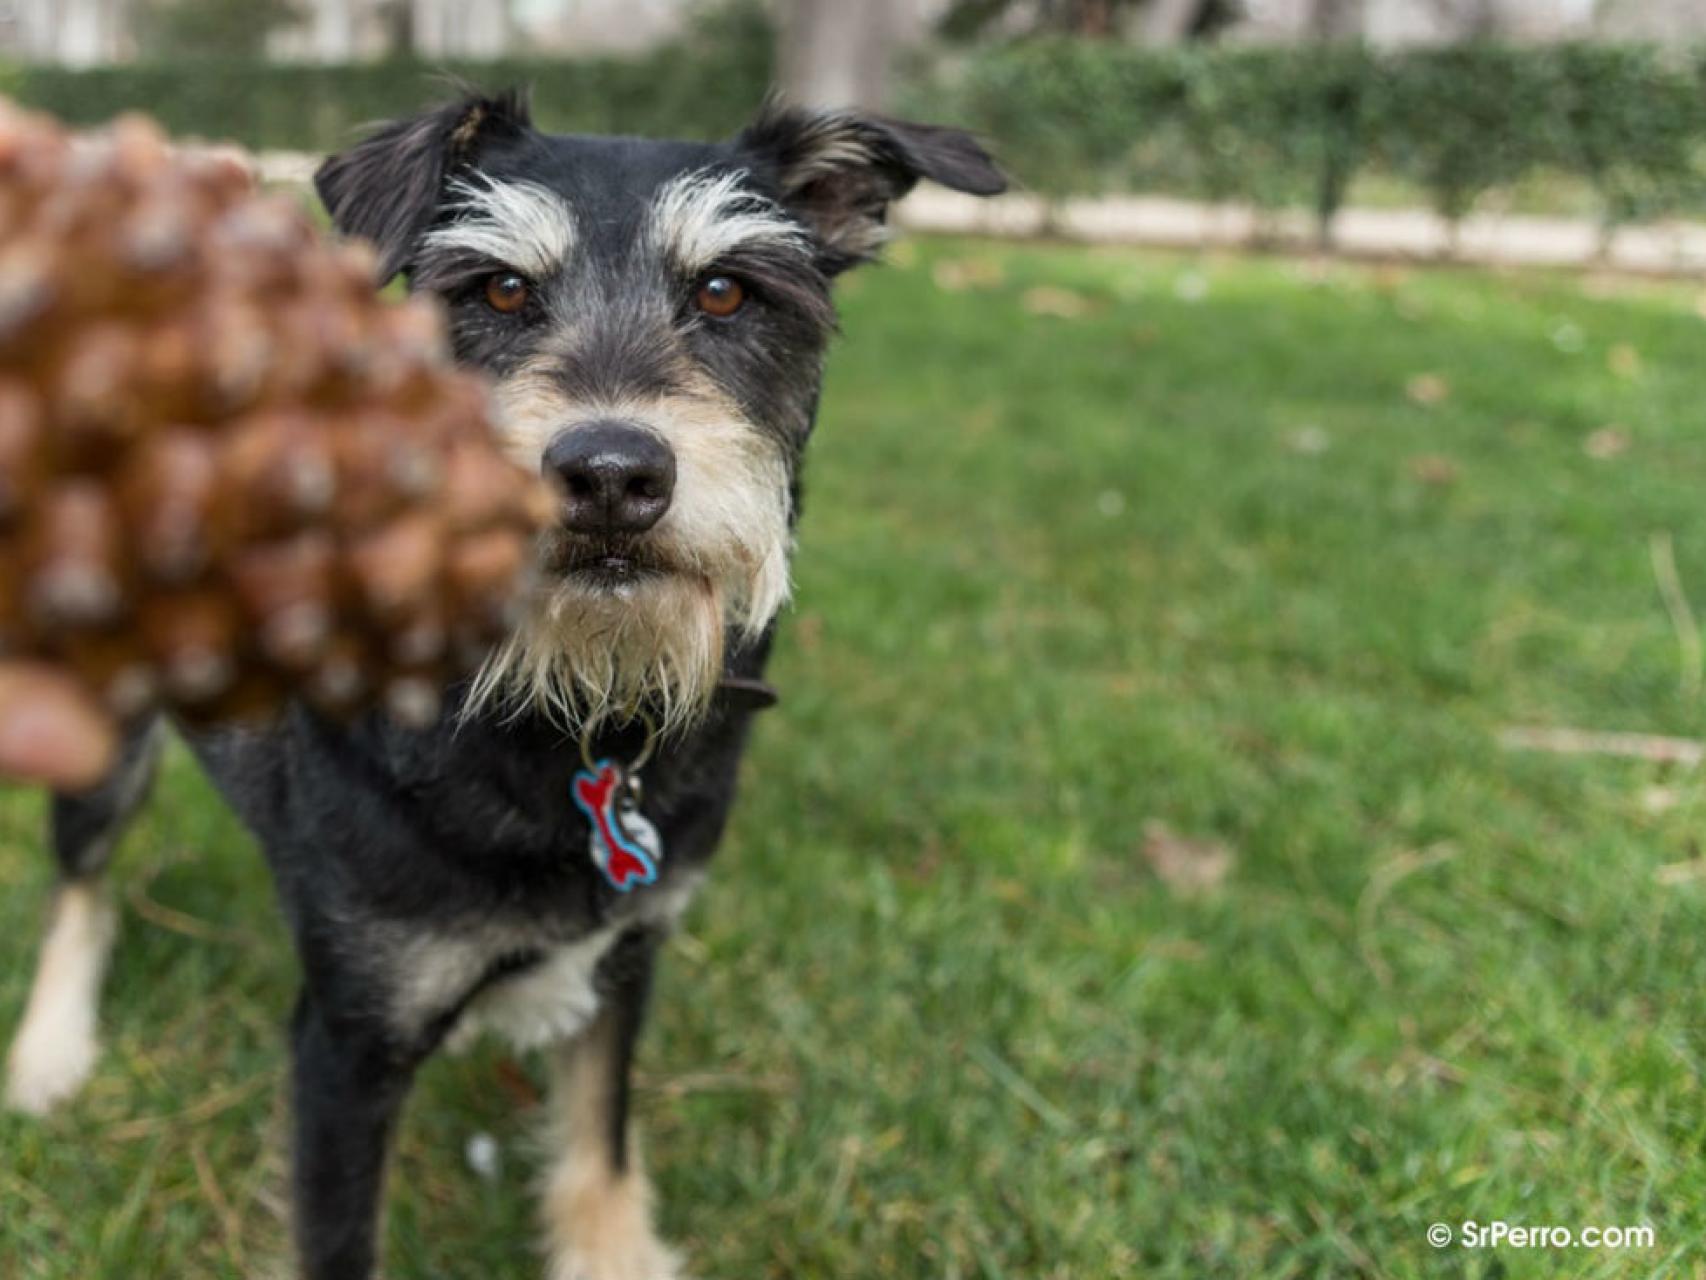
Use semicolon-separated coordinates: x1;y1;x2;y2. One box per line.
571;760;663;891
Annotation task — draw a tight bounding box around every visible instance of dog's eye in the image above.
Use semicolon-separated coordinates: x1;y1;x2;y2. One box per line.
695;276;745;319
484;272;530;315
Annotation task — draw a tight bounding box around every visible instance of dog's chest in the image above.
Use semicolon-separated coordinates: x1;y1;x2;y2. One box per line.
445;928;616;1053
379;871;705;1052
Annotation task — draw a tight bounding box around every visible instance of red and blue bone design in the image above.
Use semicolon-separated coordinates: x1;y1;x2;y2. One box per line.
571;761;659;891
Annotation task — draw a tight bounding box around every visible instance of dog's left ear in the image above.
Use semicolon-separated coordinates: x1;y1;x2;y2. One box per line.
315;89;533;283
735;103;1006;273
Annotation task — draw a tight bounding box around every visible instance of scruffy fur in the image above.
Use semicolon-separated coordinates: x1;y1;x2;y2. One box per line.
6;90;1003;1280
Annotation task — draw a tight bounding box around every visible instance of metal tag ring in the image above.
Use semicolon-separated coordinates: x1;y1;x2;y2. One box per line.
578;709;659;774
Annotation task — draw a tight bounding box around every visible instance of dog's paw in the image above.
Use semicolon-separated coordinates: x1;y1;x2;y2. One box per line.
5;886;114;1116
5;1010;98;1115
546;1237;685;1280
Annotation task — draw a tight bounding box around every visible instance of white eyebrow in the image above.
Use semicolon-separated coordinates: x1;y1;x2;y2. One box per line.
423;175;576;278
646;168;810;274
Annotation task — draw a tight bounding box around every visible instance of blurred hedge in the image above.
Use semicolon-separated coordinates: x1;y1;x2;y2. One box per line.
0;3;772;151
916;39;1706;234
6;31;1706;236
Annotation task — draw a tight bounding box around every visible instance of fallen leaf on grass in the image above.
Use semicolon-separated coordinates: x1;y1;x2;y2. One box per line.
1583;426;1629;460
1656;859;1706;886
1021;284;1094;318
1142;820;1235;896
1291;258;1336;287
1407;454;1460;486
1371;265;1411;292
1285;425;1330;455
960;403;1000;437
1396;1050;1467;1087
1405;373;1451;406
794;612;824;652
1173;271;1209;303
493;1056;542;1108
932;256;1004;292
1607;342;1642;379
1641;785;1682;815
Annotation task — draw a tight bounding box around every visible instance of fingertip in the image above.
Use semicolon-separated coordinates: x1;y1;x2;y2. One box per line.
0;666;118;789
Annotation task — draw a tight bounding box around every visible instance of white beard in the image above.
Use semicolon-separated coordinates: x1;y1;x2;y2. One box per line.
463;534;789;738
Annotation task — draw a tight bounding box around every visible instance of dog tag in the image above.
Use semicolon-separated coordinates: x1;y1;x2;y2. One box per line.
571;759;662;892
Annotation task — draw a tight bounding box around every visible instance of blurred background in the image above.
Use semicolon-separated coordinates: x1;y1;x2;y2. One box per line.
5;0;1706;270
6;3;1706;1278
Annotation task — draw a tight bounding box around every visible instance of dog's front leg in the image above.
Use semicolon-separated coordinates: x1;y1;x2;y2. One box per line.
542;929;681;1280
289;991;417;1280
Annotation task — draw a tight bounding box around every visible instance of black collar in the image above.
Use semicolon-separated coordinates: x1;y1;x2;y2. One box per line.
715;675;779;713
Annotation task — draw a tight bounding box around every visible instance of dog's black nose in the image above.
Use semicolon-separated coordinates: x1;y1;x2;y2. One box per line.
543;421;676;536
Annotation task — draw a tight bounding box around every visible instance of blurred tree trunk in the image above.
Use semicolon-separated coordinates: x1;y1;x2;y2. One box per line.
779;0;900;109
380;0;414;55
1308;0;1363;39
1071;0;1114;35
1138;0;1203;44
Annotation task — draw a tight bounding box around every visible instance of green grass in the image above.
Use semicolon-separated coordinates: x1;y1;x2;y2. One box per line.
5;239;1706;1278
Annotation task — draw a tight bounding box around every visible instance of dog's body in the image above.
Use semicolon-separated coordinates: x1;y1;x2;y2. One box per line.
5;92;1001;1280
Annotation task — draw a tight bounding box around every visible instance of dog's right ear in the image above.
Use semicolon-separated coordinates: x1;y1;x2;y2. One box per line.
314;89;532;283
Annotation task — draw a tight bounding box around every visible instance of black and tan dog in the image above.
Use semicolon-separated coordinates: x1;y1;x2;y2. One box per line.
4;91;1003;1279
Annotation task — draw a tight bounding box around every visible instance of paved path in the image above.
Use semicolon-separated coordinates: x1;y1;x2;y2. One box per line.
896;188;1706;277
252;151;1706;278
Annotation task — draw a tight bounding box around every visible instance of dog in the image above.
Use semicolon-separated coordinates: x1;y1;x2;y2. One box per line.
4;89;1003;1280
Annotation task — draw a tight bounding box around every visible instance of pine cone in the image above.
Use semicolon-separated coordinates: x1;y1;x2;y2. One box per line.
0;102;550;732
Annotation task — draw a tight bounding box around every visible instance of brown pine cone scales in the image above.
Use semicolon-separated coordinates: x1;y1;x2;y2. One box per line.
0;101;550;733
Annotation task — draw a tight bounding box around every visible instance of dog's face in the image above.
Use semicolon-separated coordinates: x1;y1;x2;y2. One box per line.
316;92;1003;733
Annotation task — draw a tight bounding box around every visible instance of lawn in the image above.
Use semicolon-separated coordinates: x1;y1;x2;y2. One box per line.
3;237;1706;1279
